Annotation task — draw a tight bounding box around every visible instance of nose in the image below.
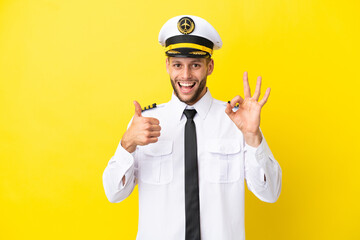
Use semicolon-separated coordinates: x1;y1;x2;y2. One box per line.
180;66;192;80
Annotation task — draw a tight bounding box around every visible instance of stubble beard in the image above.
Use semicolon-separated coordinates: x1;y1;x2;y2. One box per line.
170;77;207;105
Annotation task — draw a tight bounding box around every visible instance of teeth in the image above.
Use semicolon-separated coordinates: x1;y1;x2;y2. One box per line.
179;82;194;87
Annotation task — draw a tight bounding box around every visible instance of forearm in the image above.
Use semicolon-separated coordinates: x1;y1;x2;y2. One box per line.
244;132;282;203
103;163;136;203
102;140;137;203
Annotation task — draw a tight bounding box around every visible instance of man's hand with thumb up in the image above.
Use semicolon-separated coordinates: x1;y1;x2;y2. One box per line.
121;101;161;153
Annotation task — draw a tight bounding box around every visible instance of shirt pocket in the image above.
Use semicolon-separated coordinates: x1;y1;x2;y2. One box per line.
205;139;242;183
138;140;173;185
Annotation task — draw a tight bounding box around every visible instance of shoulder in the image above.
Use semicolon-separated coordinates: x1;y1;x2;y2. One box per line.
212;98;240;112
141;102;167;117
212;98;228;108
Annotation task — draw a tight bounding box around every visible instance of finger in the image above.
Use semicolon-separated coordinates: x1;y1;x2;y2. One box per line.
149;131;161;138
146;137;158;144
145;117;160;125
149;124;161;131
225;102;234;116
230;95;244;108
143;122;161;131
259;87;271;107
243;72;251;98
253;76;262;101
133;100;142;117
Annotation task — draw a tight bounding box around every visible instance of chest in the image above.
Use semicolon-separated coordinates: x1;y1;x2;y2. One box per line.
136;115;245;185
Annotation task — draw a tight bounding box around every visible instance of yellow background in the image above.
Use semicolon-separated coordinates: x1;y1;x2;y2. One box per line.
1;0;359;239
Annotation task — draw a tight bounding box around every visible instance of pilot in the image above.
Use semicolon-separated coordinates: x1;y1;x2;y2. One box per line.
103;15;282;240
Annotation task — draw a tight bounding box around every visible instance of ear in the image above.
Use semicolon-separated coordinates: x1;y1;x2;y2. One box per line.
166;57;170;74
207;58;214;76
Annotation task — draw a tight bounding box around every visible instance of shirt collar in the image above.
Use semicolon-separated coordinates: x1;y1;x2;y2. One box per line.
168;88;213;121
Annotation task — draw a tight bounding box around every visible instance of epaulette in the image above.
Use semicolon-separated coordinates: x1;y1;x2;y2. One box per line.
142;103;157;112
227;101;239;108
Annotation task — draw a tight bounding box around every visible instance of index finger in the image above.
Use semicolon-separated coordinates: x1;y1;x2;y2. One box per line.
230;95;244;108
145;117;160;125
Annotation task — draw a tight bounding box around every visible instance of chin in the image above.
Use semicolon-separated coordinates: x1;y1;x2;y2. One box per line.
179;95;195;104
170;77;207;105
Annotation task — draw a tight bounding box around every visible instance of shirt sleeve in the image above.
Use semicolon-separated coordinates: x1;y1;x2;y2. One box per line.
102;117;138;203
244;129;282;203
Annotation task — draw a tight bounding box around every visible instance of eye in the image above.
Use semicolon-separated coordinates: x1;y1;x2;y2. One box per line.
192;64;200;68
173;64;181;68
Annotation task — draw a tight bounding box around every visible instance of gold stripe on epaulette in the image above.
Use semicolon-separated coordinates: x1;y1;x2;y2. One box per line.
142;103;157;112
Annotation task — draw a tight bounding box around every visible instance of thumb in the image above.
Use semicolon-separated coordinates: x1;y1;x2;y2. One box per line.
133;100;142;117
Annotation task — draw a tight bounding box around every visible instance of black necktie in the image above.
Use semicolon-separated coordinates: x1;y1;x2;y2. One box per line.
183;109;201;240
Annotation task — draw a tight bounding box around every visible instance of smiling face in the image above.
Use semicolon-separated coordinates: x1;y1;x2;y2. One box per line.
166;57;214;105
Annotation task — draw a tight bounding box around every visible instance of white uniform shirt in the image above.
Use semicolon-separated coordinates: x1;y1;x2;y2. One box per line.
102;89;282;240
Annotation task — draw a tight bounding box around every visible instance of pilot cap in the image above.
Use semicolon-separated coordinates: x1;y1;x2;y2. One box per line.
159;15;222;58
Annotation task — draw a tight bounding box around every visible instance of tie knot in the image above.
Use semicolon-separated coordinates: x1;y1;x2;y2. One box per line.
184;109;197;120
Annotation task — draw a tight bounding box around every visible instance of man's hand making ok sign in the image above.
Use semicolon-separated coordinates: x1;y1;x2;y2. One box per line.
225;72;271;147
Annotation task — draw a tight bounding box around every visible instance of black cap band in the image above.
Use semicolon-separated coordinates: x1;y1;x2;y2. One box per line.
165;35;214;49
